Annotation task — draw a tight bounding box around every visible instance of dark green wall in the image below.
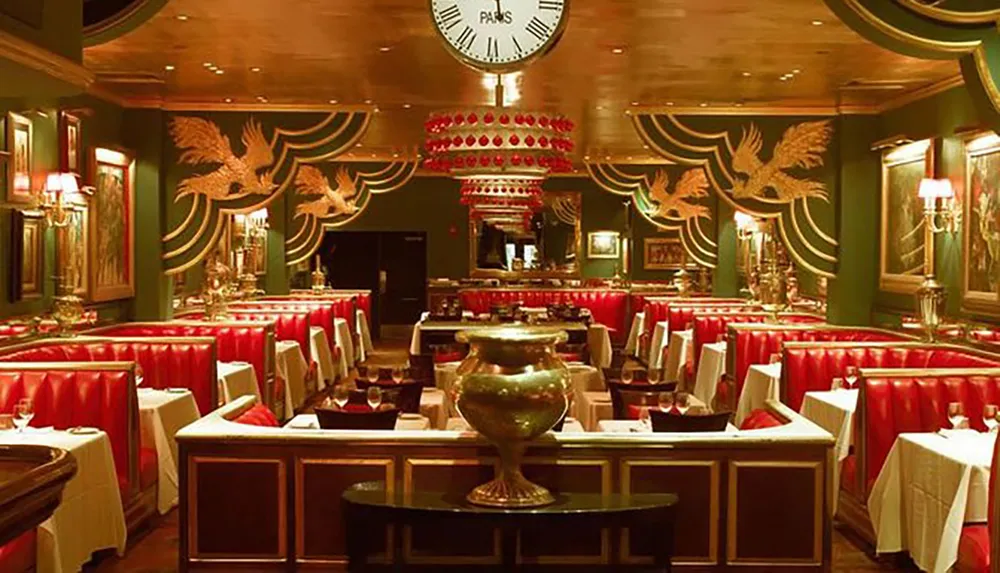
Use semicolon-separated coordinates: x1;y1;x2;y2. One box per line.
0;0;83;62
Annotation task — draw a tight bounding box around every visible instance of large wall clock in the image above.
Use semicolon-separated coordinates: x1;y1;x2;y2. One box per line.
429;0;569;73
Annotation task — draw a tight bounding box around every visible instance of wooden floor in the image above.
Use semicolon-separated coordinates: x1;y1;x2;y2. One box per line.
85;334;916;572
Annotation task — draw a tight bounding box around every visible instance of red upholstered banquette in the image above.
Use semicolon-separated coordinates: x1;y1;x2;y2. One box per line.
956;417;999;572
88;321;274;405
0;337;218;415
179;309;312;364
0;363;146;518
642;299;754;341
690;312;823;378
458;288;629;342
289;289;371;327
235;300;343;355
0;531;35;573
722;325;910;410
782;342;1000;413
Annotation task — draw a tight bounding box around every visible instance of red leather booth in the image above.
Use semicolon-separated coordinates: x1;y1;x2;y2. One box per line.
782;341;1000;414
641;298;751;340
287;289;372;331
458;288;628;343
235;300;342;356
88;321;275;409
0;362;150;528
179;309;312;365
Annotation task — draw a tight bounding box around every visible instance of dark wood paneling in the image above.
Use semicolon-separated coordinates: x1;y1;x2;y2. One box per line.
731;463;820;563
405;460;497;560
193;459;283;558
519;460;608;561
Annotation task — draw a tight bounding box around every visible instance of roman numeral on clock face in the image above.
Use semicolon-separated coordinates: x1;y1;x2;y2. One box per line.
456;26;476;52
526;17;551;41
486;37;498;61
539;0;562;11
436;4;461;29
511;35;523;56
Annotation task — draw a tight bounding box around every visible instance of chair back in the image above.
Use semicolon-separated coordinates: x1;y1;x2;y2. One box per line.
316;407;399;430
602;367;651;384
607;381;678;419
650;409;731;432
354;379;423;413
407;354;435;387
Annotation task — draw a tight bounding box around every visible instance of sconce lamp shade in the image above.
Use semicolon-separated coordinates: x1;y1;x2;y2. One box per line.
918;178;954;200
13;174;30;191
734;211;756;232
44;172;80;201
248;208;269;225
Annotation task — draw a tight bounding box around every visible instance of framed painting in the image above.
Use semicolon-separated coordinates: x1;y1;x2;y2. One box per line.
643;237;686;270
89;147;135;302
9;210;43;301
879;140;932;294
6;112;33;203
587;231;620;259
963;132;1000;315
59;112;82;176
253;234;268;277
66;206;89;298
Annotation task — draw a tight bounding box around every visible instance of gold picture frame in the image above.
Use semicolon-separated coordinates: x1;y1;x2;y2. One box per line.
9;210;43;301
879;140;932;295
962;132;1000;316
89;147;135;302
643;237;686;270
60;112;82;176
6;112;33;203
587;231;620;260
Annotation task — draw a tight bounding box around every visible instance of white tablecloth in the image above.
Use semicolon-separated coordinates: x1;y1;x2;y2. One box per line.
409;322;424;356
420;389;448;430
309;326;337;389
138;388;201;514
800;389;857;509
217;361;261;404
692;341;726;405
662;330;692;383
648;321;670;368
587;324;612;368
868;432;995;573
625;312;645;356
447;416;585;433
333;317;356;370
0;429;126;573
735;363;782;425
287;412;430;431
276;340;309;419
356;309;374;362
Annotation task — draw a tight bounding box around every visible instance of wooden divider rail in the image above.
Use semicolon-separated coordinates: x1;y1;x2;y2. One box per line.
177;396;834;571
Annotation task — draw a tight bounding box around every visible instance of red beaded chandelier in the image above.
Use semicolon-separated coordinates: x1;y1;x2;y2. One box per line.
423;106;575;229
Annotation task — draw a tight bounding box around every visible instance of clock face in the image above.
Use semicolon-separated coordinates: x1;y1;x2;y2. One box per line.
430;0;568;72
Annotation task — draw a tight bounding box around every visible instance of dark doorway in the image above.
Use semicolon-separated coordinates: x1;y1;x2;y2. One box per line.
316;231;427;336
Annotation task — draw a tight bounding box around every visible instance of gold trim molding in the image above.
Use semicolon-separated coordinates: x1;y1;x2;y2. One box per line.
0;30;94;89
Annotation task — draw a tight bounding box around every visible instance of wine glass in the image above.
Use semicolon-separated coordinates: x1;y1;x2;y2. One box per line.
844;366;859;390
947;402;966;430
831;377;845;391
638;407;651;431
391;366;405;384
366;367;379;385
332;385;349;409
984;404;999;433
657;392;674;413
768;353;781;365
620;368;634;385
675;392;691;416
135;363;145;386
366;386;383;411
648;368;662;385
13;399;33;433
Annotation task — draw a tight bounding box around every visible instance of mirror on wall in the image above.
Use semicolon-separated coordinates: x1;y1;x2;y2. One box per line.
470;191;581;278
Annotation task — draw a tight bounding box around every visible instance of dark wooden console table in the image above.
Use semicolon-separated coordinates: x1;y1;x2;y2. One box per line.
342;481;677;571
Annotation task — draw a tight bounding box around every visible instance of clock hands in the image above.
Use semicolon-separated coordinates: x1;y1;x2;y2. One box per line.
494;0;503;20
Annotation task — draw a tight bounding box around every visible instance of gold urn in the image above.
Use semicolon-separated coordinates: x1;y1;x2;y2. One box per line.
453;327;572;508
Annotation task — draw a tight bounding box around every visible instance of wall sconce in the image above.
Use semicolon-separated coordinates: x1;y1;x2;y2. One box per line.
232;208;269;297
734;211;758;240
918;177;959;234
33;172;88;333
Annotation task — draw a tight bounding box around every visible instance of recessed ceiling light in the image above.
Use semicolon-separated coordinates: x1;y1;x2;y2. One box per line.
627;156;633;160
699;102;709;107
780;76;789;81
329;99;338;104
256;96;267;102
379;46;392;52
250;67;261;73
642;145;649;149
665;102;674;106
596;105;604;110
812;20;823;26
164;65;175;71
741;71;752;77
611;47;625;55
175;14;189;21
374;107;380;113
224;98;233;103
583;155;591;161
393;152;400;158
630;101;639;106
734;102;744;107
203;62;213;68
364;99;373;104
403;103;412;109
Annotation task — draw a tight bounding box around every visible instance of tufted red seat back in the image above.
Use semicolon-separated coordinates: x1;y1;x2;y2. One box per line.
89;322;272;404
236;300;340;354
458;289;628;342
0;337;218;415
641;298;747;340
859;370;1000;496
783;342;1000;413
970;329;1000;344
0;365;138;501
691;313;823;378
194;310;312;364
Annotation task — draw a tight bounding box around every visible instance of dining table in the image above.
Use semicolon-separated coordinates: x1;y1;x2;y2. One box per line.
0;427;127;573
137;387;201;514
647;321;670;369
333;317;356;375
800;388;857;509
624;311;645;357
356;309;375;363
868;431;995;573
217;361;261;404
275;340;309;419
309;326;337;389
661;330;691;384
734;362;782;425
691;341;726;406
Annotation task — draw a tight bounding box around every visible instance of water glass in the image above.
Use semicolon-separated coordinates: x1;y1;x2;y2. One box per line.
366;368;379;384
947;402;966;430
620;368;634;385
768;353;781;365
391;366;405;384
333;385;349;409
831;377;845;391
985;404;999;433
657;392;674;413
366;386;382;411
638;407;651;431
844;366;859;390
648;368;662;385
675;392;691;416
13;399;33;433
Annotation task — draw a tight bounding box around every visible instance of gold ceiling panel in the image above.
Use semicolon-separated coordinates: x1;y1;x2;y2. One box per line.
83;0;958;160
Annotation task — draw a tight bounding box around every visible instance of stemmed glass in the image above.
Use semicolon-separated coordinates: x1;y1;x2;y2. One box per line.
620;368;634;385
648;368;662;385
366;367;380;385
366;386;382;411
831;377;845;391
135;364;145;386
13;399;33;433
638;407;652;432
391;366;405;384
333;385;349;410
844;366;859;390
768;353;781;365
674;393;691;416
984;404;999;433
657;392;674;413
947;402;966;430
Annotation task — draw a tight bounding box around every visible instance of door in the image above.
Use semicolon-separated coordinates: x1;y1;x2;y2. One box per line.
379;232;427;325
318;231;381;336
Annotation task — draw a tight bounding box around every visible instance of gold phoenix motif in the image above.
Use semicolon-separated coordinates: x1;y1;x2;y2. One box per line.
293;165;358;219
730;120;832;202
646;168;711;220
170;117;276;200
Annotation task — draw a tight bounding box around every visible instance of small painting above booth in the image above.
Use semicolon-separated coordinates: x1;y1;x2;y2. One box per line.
587;231;620;259
879;139;932;295
89;147;135;302
963;132;1000;316
643;237;686;271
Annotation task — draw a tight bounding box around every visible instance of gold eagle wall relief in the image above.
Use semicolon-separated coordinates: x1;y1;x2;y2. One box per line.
646;168;711;221
294;166;358;219
161;110;373;275
631;113;838;277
